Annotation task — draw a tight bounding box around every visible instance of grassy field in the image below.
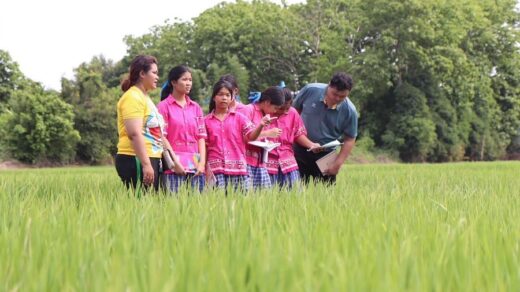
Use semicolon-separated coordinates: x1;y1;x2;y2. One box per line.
0;162;519;291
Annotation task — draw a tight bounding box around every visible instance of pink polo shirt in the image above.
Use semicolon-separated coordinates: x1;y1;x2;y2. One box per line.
233;102;249;116
157;95;206;173
266;107;307;174
205;111;255;175
241;104;268;167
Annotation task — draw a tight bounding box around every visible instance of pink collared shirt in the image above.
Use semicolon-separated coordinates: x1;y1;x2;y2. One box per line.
233;102;249;116
205;111;255;175
241;104;268;167
266;107;307;174
157;95;206;173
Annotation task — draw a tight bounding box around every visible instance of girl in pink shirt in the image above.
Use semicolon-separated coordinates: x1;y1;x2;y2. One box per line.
205;80;273;192
267;88;320;189
242;86;285;189
218;74;248;113
157;65;207;193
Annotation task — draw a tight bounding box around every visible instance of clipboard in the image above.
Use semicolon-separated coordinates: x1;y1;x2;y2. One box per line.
316;151;339;174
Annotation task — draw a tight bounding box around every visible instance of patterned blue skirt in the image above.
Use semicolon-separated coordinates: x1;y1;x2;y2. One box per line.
163;173;205;193
247;165;272;189
213;174;251;192
269;169;300;190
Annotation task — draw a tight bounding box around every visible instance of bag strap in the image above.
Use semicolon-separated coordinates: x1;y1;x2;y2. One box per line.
135;156;142;199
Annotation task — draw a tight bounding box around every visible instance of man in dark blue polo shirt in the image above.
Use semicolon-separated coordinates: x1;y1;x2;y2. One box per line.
292;72;358;185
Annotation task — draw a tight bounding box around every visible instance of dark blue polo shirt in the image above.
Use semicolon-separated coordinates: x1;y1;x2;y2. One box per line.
293;83;358;146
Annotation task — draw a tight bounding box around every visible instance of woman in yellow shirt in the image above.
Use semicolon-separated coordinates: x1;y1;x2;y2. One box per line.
115;55;184;192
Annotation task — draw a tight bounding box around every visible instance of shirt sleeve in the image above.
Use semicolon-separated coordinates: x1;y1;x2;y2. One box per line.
120;91;145;120
292;85;309;112
196;105;207;139
293;110;307;139
156;101;169;137
203;117;210;141
238;113;255;138
342;106;358;139
242;104;254;120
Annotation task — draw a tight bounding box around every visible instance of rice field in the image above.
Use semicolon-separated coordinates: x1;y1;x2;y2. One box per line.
0;162;519;291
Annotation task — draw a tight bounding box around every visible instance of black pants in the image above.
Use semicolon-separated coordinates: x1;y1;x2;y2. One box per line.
294;145;336;185
115;154;161;192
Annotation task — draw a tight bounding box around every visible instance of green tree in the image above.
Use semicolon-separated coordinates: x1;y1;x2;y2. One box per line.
191;0;309;90
0;50;25;109
381;83;437;162
348;0;520;161
0;85;79;164
61;56;119;163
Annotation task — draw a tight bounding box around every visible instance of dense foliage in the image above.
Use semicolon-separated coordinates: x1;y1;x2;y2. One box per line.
1;0;519;163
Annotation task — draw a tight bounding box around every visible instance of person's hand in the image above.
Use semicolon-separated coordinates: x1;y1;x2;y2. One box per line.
173;162;186;176
265;128;282;138
142;164;155;185
325;160;342;176
194;164;205;176
308;142;322;153
260;114;277;126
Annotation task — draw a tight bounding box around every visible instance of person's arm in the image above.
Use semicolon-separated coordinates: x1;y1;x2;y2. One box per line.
259;128;282;138
162;137;186;175
194;108;207;176
326;136;355;176
292;86;309;114
124;119;155;185
195;138;206;176
326;103;358;175
248;124;265;142
246;115;275;141
295;135;320;150
293;109;319;150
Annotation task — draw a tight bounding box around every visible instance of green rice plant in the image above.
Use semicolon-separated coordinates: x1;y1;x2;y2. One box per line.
0;162;519;291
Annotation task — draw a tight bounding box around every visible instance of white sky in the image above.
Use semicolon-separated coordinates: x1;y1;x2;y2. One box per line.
0;0;303;90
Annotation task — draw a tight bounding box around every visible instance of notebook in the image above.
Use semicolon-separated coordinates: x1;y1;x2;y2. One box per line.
316;151;339;174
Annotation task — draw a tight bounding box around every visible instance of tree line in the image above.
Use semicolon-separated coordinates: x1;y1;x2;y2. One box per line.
1;0;519;164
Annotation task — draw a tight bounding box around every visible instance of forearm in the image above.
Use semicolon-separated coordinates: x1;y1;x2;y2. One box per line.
198;139;206;165
258;130;270;138
295;135;316;149
337;137;356;164
129;134;152;167
162;138;182;166
248;124;264;141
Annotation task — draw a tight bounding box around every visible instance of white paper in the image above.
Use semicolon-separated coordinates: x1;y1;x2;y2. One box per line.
321;140;343;149
248;140;281;163
307;139;343;152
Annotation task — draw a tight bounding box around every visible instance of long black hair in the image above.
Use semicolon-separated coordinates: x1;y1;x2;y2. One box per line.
219;74;238;90
160;65;191;101
281;87;293;103
209;80;234;113
258;86;285;106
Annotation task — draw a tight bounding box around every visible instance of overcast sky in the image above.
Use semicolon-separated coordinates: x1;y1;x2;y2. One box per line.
0;0;302;90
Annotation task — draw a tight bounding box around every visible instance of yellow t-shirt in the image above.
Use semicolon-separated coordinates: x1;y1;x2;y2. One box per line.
117;86;164;158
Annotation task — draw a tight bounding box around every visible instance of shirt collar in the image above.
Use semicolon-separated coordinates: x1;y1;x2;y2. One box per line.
208;110;234;120
253;103;262;113
167;94;193;107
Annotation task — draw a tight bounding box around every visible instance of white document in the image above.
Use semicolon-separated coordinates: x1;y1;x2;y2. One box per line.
248;140;281;163
307;139;343;152
321;140;343;149
316;151;339;174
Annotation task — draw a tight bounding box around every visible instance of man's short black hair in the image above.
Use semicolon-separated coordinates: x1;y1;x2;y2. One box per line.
329;72;353;91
